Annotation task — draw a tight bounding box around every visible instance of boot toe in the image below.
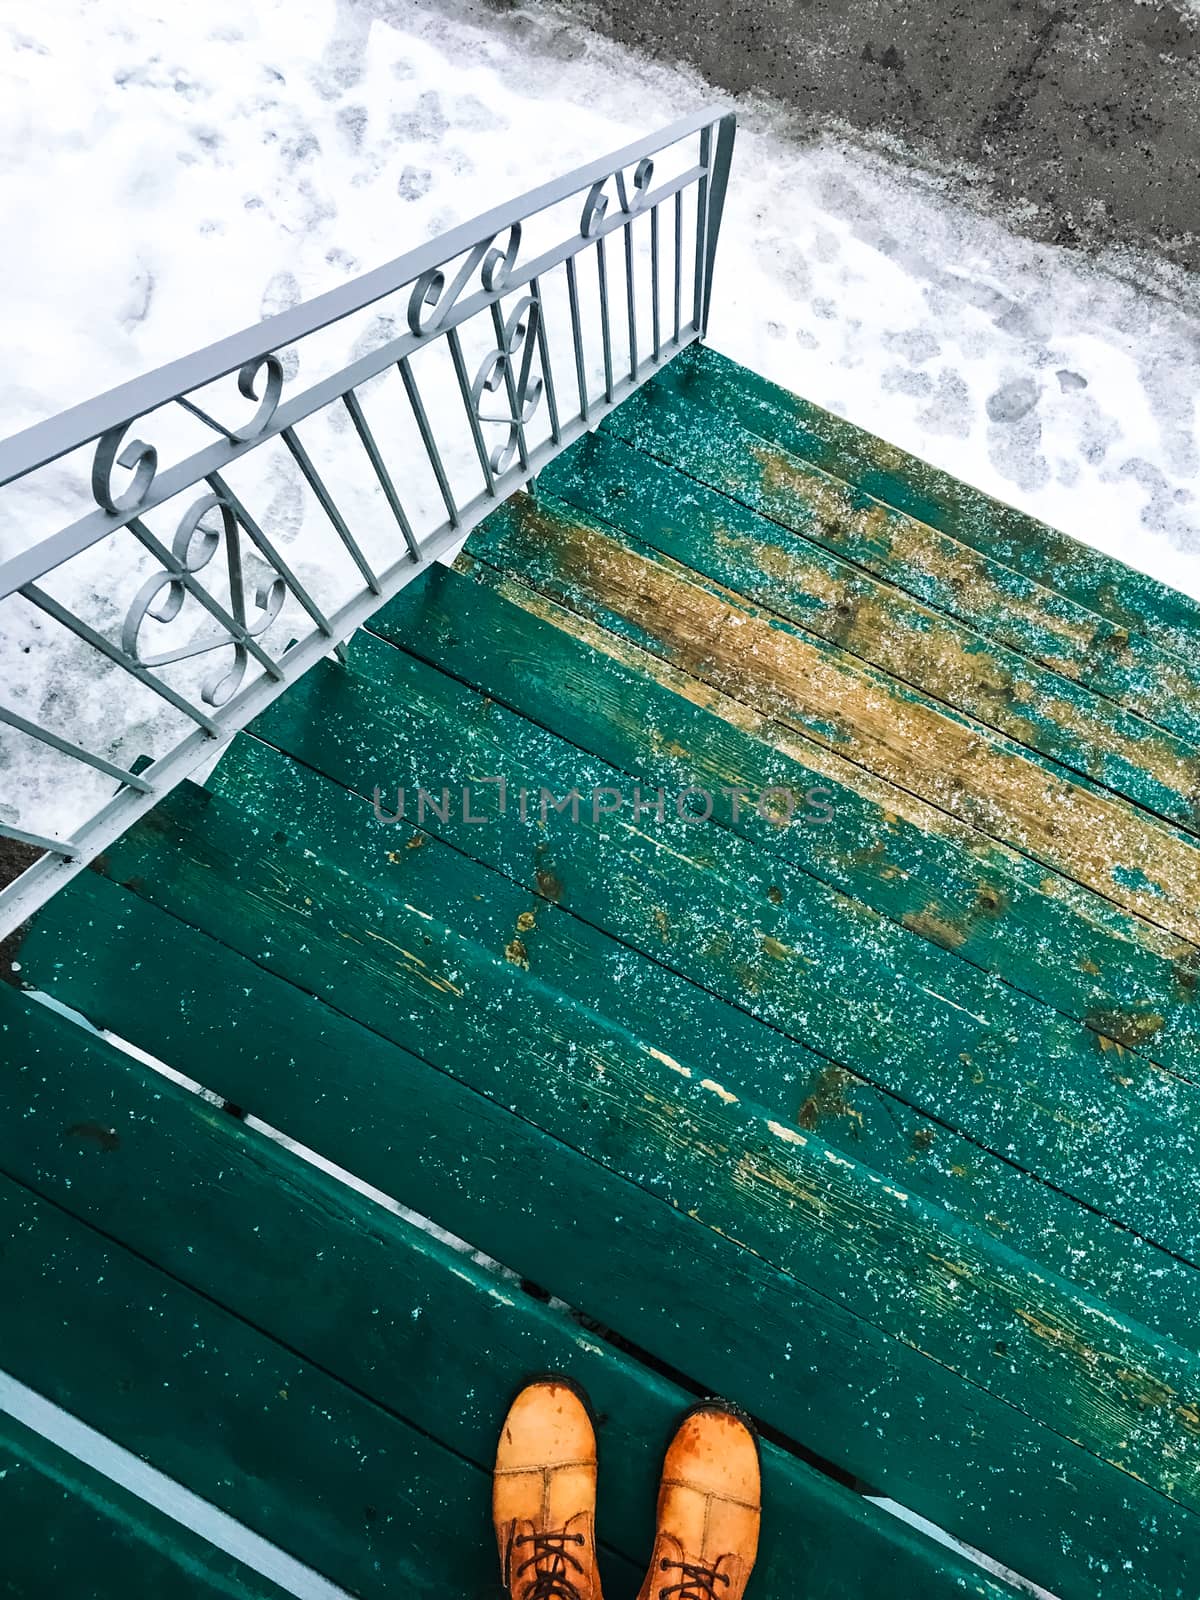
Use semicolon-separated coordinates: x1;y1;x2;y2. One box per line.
496;1378;597;1473
662;1405;759;1505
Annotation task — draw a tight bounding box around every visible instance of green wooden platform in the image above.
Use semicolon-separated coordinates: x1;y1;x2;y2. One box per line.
0;1410;294;1600
5;341;1200;1597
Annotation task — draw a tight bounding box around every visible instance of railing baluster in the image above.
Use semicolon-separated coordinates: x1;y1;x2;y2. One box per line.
280;426;382;594
595;237;615;404
0;821;76;857
175;394;238;440
650;205;662;361
693;124;712;334
397;357;460;528
530;277;561;446
564;256;589;422
341;391;422;560
0;703;153;793
20;583;221;735
698;112;736;337
446;328;497;499
674;189;683;345
623;220;639;379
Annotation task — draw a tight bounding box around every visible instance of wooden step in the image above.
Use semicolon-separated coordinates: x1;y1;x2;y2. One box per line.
227;631;1200;1271
542;426;1200;835
0;1409;292;1600
372;555;1200;1078
12;783;1200;1598
0;981;1022;1600
456;491;1200;949
647;343;1200;675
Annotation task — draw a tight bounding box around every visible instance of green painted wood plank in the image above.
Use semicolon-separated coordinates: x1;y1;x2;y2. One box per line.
0;983;1022;1600
0;1175;505;1598
0;1112;525;1594
52;781;1200;1599
372;555;1200;1080
651;342;1200;674
601;374;1122;679
23;810;1200;1364
230;632;1200;1269
0;1411;293;1600
457;490;1200;950
537;427;1200;836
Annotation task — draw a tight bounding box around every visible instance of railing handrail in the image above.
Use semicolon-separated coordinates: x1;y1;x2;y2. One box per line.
0;150;719;604
0;106;729;494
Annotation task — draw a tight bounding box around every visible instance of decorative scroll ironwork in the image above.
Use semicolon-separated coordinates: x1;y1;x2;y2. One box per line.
225;354;284;443
581;157;655;236
91;428;157;514
0;106;736;936
472;296;544;474
91;356;287;517
407;224;522;336
121;492;286;707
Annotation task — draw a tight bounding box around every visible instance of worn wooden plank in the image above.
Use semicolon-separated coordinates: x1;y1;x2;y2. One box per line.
601;377;1119;681
538;427;1200;835
31;788;1200;1598
0;1128;521;1593
460;491;1200;949
28;793;1200;1369
372;555;1200;1078
0;982;1023;1600
23;816;1200;1362
0;1175;508;1599
645;342;1200;678
0;1410;293;1600
232;629;1200;1266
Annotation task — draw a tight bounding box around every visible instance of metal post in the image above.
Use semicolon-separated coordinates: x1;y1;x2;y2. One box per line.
699;113;737;338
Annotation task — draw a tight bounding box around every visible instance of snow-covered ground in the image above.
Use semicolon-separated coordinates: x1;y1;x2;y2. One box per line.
1;0;1198;844
3;0;1196;571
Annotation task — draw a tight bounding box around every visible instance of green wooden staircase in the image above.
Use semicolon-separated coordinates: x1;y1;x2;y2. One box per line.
6;342;1200;1598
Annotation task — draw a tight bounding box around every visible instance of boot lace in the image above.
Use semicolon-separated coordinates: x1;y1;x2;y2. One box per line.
513;1530;588;1600
658;1555;731;1600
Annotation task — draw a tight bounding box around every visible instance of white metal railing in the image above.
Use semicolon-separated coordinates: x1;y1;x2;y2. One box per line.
0;108;735;937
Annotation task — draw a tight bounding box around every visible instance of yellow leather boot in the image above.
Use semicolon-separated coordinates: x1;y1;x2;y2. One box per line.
638;1402;761;1600
493;1375;603;1600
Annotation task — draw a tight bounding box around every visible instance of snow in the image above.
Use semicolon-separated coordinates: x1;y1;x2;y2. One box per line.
0;0;1197;843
